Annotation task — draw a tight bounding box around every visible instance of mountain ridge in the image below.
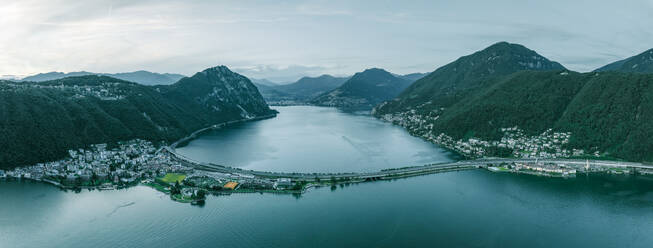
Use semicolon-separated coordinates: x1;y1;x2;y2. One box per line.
21;70;186;85
311;68;413;110
374;41;566;115
594;48;653;73
373;42;653;163
0;66;274;169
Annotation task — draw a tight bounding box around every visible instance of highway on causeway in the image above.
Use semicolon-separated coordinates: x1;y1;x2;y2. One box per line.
163;147;653;181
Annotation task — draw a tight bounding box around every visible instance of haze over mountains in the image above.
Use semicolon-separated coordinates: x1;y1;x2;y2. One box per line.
594;48;653;73
253;75;349;104
21;71;186;85
0;66;274;169
253;71;426;108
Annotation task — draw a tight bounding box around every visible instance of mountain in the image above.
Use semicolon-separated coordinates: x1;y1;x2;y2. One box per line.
275;75;348;100
594;48;653;73
22;71;95;81
250;78;279;87
0;66;274;169
21;71;186;85
109;71;186;85
411;70;653;162
372;43;653;162
397;73;428;82
164;66;272;118
374;42;566;115
252;83;296;104
311;68;412;110
252;75;348;104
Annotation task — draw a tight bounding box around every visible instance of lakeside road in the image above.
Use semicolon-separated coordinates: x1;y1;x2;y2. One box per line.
169;114;278;150
162;111;653;183
163;146;653;181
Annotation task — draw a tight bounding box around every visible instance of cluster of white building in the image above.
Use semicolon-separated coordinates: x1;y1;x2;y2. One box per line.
513;162;577;176
4;140;187;187
379;108;604;160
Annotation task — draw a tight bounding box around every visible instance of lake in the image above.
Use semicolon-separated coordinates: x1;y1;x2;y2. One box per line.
176;106;459;173
3;171;653;248
2;106;653;248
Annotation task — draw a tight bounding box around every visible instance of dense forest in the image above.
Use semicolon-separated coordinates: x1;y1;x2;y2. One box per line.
0;66;274;169
374;43;653;163
374;42;566;115
430;71;653;162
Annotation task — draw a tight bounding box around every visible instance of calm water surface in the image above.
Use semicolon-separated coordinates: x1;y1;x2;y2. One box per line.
2;172;653;248
3;106;653;248
176;106;458;172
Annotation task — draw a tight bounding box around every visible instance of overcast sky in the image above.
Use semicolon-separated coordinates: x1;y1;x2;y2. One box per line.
2;0;652;82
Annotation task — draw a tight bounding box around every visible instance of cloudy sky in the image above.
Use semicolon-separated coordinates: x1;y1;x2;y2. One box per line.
2;0;652;82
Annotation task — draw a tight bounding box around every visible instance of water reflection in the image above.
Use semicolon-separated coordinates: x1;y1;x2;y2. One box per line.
176;106;458;173
2;170;653;248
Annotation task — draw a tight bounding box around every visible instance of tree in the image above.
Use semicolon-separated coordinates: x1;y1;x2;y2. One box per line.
196;189;206;199
91;172;98;183
171;180;181;195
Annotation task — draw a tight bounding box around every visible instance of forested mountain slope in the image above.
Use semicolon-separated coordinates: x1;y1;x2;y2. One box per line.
0;66;274;169
311;68;412;110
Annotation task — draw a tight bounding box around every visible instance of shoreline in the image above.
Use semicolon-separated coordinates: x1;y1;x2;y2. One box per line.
170;113;278;150
6;109;653;205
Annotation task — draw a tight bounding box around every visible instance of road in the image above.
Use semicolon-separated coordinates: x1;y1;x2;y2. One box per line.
162;147;653;181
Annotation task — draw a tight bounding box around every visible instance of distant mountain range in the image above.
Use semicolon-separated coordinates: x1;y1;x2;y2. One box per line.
594;48;653;73
253;75;349;104
311;68;416;110
250;78;280;87
373;42;653;163
396;72;428;82
253;72;426;107
5;42;653;167
0;66;274;169
21;71;186;85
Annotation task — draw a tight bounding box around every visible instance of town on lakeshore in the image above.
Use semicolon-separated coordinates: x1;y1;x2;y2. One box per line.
378;109;599;159
3;120;653;206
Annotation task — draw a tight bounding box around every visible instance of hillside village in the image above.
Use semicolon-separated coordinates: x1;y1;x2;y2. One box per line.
378;108;599;160
0;80;128;100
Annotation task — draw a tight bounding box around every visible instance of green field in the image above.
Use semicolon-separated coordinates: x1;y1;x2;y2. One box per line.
159;173;187;184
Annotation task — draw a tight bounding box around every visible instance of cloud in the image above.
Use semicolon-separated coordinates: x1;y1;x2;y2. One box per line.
296;4;352;16
1;0;653;78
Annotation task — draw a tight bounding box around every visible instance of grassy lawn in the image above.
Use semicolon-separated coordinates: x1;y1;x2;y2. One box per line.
159;173;187;184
